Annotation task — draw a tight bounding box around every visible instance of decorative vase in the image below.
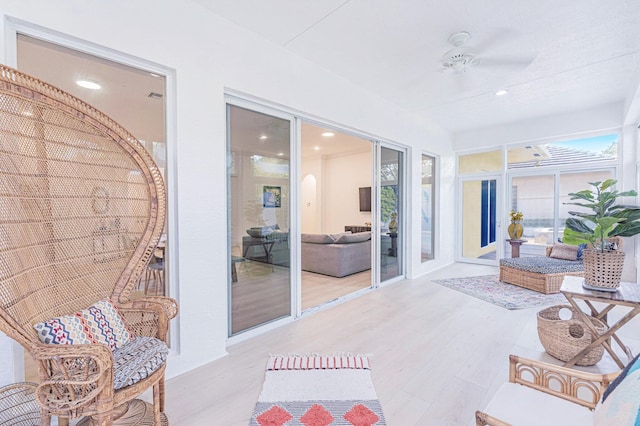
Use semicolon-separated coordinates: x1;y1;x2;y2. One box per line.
507;221;523;240
582;249;625;291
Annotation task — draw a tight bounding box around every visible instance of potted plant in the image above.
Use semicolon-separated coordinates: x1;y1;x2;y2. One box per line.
562;179;640;290
508;210;524;240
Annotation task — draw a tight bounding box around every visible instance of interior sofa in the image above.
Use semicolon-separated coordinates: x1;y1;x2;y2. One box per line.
301;231;371;277
499;243;584;294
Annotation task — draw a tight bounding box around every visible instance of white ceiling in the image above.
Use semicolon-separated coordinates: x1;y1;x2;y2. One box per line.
16;35;166;144
195;0;640;134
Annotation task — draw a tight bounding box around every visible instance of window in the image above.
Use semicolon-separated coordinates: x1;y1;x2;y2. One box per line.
421;154;435;261
509;169;613;256
508;134;618;169
459;150;502;174
481;180;497;247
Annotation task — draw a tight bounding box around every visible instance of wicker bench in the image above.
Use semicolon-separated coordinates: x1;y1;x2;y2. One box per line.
499;247;584;294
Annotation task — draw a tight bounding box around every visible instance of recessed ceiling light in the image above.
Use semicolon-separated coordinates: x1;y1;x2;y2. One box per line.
277;152;284;156
259;135;268;140
322;132;335;137
76;80;101;90
313;146;320;151
495;89;509;96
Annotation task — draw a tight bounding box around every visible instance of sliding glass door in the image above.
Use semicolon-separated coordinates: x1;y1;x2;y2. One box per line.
379;146;404;282
227;104;292;335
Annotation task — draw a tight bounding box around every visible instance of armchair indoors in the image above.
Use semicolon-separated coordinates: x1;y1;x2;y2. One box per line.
0;66;177;425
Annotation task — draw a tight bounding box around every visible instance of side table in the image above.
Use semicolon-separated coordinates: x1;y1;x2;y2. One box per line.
506;239;525;258
560;276;640;369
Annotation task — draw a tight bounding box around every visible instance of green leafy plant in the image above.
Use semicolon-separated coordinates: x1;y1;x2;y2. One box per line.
563;179;640;251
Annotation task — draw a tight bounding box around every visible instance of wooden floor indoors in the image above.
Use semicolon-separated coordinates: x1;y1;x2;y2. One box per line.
231;260;371;333
164;263;640;425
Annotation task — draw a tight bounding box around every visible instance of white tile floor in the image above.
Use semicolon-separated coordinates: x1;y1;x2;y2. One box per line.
163;263;640;425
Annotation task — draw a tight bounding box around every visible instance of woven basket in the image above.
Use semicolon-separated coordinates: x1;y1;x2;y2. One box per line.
583;249;625;290
537;305;607;366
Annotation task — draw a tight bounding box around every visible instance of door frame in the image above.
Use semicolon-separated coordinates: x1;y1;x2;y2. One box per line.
457;174;503;265
376;142;408;285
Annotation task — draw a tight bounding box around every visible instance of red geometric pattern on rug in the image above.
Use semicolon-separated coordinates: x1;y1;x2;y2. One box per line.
256;405;293;426
300;403;334;426
344;403;380;426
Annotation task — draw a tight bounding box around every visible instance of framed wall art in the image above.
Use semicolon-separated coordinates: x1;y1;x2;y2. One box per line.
263;185;281;208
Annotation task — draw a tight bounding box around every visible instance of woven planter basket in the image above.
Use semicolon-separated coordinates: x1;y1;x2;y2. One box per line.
537;305;607;366
583;249;625;290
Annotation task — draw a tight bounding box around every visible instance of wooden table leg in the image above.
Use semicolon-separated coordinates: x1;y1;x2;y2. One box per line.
563;297;638;369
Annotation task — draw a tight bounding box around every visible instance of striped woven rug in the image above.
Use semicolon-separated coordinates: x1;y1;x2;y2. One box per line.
250;354;386;426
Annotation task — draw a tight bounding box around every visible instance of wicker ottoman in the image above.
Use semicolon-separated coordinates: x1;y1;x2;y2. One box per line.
499;257;584;294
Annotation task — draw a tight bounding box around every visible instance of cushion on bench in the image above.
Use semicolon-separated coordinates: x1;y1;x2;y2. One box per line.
500;257;584;274
483;382;593;426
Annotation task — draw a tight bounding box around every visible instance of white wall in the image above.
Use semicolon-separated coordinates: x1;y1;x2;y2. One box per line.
0;0;454;385
323;152;373;233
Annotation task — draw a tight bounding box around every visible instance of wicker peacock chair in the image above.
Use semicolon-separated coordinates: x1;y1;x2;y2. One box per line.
0;65;177;425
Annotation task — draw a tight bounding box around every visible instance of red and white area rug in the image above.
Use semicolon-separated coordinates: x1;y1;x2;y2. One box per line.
250;354;386;426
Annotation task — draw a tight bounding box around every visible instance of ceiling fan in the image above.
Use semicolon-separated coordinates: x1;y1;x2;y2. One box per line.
440;31;534;75
440;31;478;73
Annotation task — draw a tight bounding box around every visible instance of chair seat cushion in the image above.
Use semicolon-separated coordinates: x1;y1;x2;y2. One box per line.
500;257;584;274
483;382;594;426
113;336;168;390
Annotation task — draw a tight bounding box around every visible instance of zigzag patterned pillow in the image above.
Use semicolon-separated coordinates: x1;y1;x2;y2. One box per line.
34;299;133;351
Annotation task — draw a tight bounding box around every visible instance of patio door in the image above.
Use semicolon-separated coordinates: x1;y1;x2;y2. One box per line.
227;103;294;336
379;145;405;282
459;176;502;265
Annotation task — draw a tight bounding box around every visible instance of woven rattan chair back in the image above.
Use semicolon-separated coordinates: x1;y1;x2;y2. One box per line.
0;65;166;349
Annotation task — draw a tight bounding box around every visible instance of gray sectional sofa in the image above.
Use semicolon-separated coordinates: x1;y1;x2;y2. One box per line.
301;232;371;277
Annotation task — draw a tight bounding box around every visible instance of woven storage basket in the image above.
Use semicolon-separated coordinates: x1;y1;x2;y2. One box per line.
583;249;625;290
537;305;607;366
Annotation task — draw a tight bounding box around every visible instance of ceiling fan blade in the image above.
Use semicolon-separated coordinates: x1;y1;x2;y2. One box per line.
478;56;535;70
470;28;524;54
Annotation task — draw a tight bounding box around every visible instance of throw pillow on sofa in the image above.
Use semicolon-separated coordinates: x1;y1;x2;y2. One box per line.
335;232;371;244
301;233;336;244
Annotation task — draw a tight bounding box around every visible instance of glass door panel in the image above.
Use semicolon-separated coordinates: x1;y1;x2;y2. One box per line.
421;154;435;262
380;147;403;282
509;170;612;257
227;105;291;335
510;174;555;256
460;178;499;264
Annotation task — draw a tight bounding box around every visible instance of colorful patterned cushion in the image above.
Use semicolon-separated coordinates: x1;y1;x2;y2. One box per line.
113;336;168;390
595;354;640;425
602;354;640;402
33;299;133;351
